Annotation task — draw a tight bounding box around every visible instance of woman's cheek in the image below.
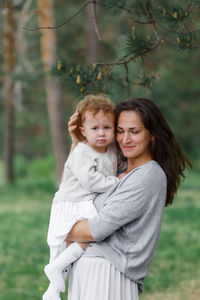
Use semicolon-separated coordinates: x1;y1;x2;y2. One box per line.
116;133;121;144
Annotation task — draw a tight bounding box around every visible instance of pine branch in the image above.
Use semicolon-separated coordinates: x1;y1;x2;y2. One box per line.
23;0;96;31
99;1;153;24
50;1;200;95
95;20;162;69
23;0;102;41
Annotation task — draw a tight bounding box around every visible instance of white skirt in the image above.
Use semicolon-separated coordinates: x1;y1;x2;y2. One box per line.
47;200;97;248
68;257;139;300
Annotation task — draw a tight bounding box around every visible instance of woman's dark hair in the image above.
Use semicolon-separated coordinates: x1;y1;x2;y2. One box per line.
115;98;192;206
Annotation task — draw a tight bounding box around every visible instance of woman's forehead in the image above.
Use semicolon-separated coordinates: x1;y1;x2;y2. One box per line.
117;111;143;127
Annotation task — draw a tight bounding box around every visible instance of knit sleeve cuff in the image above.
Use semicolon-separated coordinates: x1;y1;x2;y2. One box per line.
88;216;107;242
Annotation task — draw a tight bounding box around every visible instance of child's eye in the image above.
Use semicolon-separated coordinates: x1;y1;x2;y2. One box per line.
92;127;97;130
105;126;110;130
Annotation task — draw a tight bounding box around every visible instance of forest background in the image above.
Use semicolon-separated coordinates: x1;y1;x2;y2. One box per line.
0;0;200;299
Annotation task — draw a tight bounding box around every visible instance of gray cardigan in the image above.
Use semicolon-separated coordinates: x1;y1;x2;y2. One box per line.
87;160;167;293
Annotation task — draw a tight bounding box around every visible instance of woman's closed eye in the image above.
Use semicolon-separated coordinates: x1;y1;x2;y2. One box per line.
131;130;140;134
117;128;140;134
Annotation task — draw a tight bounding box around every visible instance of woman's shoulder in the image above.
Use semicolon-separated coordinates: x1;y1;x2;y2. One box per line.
140;160;166;176
120;160;167;187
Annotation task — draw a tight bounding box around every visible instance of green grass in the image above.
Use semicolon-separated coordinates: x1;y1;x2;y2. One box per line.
140;170;200;299
0;187;52;299
0;170;199;299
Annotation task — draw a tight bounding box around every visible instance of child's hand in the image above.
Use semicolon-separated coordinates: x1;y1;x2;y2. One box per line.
65;239;88;251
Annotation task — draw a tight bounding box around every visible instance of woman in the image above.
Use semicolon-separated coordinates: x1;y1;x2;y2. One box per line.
65;97;191;300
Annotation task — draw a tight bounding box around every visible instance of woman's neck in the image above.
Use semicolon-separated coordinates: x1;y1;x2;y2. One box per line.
127;155;153;172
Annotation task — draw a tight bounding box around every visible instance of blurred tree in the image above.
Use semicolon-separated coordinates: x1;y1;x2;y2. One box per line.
37;0;67;182
3;0;16;182
85;1;100;64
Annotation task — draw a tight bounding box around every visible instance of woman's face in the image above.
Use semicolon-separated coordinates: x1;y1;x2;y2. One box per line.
116;110;153;163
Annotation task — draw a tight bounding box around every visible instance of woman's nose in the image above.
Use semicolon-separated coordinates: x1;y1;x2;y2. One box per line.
122;132;130;144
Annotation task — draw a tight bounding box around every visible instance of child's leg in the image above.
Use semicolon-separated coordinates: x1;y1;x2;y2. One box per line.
45;242;84;292
42;283;61;300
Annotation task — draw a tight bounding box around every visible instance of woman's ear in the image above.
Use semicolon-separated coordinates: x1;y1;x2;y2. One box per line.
79;126;86;137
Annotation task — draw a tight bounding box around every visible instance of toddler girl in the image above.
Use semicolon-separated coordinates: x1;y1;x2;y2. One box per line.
43;94;119;300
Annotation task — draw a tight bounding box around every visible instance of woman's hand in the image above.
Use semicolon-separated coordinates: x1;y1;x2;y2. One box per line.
65;240;88;251
68;110;82;145
78;242;88;251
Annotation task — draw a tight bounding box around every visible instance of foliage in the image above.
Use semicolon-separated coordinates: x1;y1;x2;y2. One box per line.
54;0;200;97
53;60;109;96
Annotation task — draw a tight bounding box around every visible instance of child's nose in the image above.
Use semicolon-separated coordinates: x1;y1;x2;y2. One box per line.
98;129;105;136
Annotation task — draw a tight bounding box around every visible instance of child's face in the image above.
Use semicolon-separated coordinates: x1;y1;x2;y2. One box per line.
80;110;115;153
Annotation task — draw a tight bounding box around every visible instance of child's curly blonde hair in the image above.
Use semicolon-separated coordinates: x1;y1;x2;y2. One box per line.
77;94;115;123
76;94;115;139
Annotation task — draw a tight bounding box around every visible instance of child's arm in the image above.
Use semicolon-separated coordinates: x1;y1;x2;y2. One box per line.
68;145;119;193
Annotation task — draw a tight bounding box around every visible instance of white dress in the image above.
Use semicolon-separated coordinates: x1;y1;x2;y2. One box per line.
68;257;139;300
46;142;118;262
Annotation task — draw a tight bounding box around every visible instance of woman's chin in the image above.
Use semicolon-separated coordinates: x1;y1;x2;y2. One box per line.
121;150;136;159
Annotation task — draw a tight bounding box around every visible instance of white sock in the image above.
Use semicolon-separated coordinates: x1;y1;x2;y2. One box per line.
63;264;71;281
45;243;84;292
42;283;61;300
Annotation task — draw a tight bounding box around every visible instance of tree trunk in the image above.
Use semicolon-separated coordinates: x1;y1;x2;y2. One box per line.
37;0;67;183
86;2;99;64
3;0;16;182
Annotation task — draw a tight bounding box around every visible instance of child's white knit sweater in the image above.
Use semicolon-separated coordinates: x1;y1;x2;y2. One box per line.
47;142;119;258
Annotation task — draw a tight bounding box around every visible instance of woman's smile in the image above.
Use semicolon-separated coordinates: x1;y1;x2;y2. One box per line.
121;145;136;150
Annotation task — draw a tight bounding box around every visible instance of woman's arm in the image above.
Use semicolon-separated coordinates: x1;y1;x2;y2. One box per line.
66;179;146;244
65;219;95;243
